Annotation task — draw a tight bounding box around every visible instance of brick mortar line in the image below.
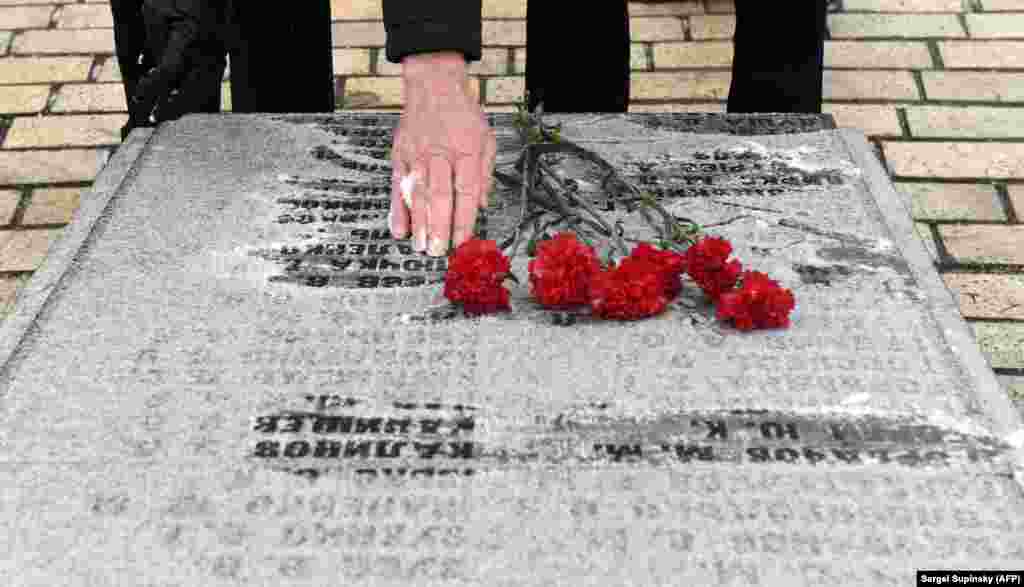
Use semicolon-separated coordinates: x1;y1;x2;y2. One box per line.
882;137;1024;143
335;69;1024;75
994;184;1020;223
896;177;1024;185
1;144;122;152
926;41;945;69
42;83;61;115
934;264;1024;274
9;50;118;57
968;322;1024;333
0;270;37;281
897;176;1024;184
0;179;90;188
0;220;68;230
928;222;958;265
367;47;378;76
869;100;1024;107
647;67;939;71
2;187;28;227
337;77;348;110
328;14;1024;21
0;31;14;55
625;99;1023;107
835;10;973;13
1;112;130;118
968;318;1024;326
341;36;1024;44
921;69;937;103
87;54;105;82
957;13;972;37
896;107;912;138
917;67;1024;71
647;39;1016;43
870;136;892;171
353;34;1024;41
910;219;1021;225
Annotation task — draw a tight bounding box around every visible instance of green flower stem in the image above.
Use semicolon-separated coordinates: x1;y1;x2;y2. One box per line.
505;94;705;268
535;158;630;259
507;150;534;265
528;140;700;247
529;174;619;246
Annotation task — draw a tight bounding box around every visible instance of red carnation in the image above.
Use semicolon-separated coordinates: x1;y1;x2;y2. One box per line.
444;238;513;316
684;236;743;302
716;271;796;331
624;242;687;300
528;232;603;308
588;258;670;321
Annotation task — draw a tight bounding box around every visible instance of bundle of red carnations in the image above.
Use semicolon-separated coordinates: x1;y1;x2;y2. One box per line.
440;92;797;330
443;231;796;330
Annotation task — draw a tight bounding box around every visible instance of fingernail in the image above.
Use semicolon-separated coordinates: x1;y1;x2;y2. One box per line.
428;237;447;257
414;228;426;252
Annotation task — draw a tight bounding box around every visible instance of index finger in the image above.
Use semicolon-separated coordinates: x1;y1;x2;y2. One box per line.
479;128;496;210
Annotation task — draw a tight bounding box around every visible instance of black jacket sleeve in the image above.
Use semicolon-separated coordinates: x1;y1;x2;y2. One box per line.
382;0;481;64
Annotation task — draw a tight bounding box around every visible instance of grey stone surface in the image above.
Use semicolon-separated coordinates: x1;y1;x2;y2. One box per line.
1;112;1023;586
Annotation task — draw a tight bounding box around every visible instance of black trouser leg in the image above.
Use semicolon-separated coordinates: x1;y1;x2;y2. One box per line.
110;0;147;106
111;0;160;140
727;0;827;114
526;0;629;113
228;0;335;113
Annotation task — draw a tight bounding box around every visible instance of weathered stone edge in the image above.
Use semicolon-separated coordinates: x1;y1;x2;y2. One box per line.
837;129;1024;477
0;127;156;390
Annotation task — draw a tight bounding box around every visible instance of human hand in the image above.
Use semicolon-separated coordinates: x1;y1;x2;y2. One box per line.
389;51;496;257
127;1;224;131
129;66;172;126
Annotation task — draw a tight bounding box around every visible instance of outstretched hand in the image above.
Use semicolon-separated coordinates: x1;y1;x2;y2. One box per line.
124;1;225;139
389;52;496;257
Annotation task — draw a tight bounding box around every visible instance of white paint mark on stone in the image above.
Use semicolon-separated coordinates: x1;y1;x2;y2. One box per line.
842;392;872;405
400;173;418;210
873;238;895;252
925;409;994;438
1005;430;1024;449
729;141;770;158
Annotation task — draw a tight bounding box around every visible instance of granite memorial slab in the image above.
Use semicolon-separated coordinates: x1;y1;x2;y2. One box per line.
1;112;1023;586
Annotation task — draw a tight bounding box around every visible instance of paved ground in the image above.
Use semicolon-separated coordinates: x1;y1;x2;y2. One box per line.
0;0;1021;409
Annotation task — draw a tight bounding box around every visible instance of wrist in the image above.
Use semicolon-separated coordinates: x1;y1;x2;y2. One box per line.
402;51;468;80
